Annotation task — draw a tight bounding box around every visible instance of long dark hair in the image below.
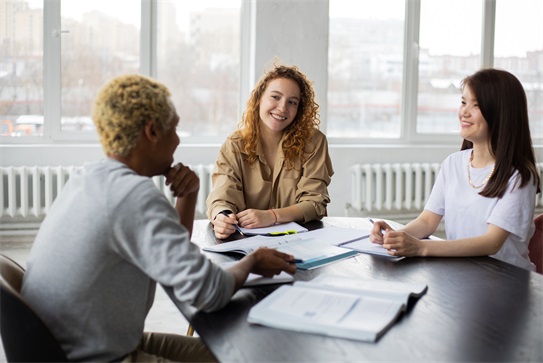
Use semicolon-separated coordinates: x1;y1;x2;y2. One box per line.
460;68;540;198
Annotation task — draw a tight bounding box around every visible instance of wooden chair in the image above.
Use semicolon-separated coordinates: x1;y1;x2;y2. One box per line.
529;214;543;274
0;254;69;362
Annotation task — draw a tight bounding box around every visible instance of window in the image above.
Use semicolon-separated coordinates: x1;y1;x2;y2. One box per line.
60;0;140;133
2;0;541;143
2;0;240;140
327;0;405;138
328;0;542;141
156;1;241;138
1;0;44;137
416;0;482;134
494;0;542;139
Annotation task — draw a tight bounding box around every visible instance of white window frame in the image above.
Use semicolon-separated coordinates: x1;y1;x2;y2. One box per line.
3;0;540;146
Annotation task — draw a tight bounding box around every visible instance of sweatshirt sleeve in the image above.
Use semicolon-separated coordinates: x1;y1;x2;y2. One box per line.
112;180;236;312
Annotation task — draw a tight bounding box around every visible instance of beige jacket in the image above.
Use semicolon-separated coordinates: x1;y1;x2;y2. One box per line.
206;129;334;223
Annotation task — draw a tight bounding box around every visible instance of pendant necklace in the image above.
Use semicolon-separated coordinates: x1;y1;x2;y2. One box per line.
467;151;495;189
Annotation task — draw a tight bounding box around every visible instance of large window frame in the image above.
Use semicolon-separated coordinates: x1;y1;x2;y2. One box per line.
2;0;541;146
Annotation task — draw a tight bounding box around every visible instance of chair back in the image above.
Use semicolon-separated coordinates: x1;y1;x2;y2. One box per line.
0;254;69;362
529;214;543;274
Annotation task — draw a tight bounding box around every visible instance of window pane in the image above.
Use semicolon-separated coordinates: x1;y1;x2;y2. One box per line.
1;0;44;137
495;0;542;139
417;0;482;134
156;1;241;138
327;0;404;138
61;0;140;132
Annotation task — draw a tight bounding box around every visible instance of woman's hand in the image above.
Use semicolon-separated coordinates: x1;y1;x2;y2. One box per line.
382;230;425;257
369;220;392;245
212;212;238;239
237;209;276;229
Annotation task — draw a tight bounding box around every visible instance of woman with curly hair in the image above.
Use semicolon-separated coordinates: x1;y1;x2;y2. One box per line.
207;64;334;239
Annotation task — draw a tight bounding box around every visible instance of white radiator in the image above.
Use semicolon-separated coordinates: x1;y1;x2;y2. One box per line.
0;165;215;219
349;163;441;214
349;162;543;214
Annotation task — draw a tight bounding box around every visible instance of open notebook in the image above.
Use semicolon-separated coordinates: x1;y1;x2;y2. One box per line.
238;222;308;236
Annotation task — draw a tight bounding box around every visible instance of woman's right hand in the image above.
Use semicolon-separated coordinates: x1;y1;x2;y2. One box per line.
369;220;392;245
212;212;239;239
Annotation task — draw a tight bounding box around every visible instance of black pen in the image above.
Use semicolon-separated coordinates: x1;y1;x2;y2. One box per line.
220;210;244;236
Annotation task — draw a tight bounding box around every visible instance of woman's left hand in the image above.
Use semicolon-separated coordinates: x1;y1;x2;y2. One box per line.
237;209;275;228
382;230;425;257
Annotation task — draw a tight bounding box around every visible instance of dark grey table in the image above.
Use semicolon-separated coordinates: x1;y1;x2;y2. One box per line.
172;217;543;362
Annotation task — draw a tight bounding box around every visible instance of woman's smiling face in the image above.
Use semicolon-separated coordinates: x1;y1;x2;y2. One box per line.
459;84;489;145
259;77;301;133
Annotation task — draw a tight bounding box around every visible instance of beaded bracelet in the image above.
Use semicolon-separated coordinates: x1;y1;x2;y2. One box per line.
269;209;278;224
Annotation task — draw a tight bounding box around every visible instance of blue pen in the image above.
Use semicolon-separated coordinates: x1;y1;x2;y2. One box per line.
220;210;244;236
289;258;304;264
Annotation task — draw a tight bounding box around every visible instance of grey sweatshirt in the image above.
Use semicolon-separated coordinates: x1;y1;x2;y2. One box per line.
21;158;235;361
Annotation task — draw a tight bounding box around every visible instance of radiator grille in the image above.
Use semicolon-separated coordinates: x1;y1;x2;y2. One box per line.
349;162;543;214
0;165;214;219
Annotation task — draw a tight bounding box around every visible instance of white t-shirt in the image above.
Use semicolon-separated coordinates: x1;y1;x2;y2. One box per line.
425;149;537;271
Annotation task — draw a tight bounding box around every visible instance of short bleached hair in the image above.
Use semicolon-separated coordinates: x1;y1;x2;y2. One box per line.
92;74;174;156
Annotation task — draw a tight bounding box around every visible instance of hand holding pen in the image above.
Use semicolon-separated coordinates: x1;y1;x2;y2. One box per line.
212;210;242;239
369;218;394;245
220;210;245;236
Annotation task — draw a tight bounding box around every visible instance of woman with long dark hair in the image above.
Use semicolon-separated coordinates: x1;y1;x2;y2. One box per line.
370;68;540;270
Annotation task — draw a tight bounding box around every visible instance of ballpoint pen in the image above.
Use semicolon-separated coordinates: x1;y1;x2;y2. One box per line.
219;210;244;236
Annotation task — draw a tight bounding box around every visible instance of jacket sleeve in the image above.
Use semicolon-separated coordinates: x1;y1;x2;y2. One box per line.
206;139;247;221
295;131;334;222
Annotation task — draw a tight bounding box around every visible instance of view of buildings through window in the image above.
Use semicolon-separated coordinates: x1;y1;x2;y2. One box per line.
60;0;140;133
1;0;541;140
328;1;405;138
1;0;44;136
416;0;482;135
327;0;542;138
156;1;240;138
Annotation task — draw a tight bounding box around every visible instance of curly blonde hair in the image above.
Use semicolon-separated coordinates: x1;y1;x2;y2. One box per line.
92;74;174;157
235;65;320;169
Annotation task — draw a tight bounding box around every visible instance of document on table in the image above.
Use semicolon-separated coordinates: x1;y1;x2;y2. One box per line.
203;228;364;270
238;221;308;236
248;274;428;342
340;237;405;260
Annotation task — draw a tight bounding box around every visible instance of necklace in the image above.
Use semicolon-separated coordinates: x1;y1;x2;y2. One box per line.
467;151;495;189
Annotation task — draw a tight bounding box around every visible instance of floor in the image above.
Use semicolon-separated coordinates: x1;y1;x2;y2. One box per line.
0;239;192;362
